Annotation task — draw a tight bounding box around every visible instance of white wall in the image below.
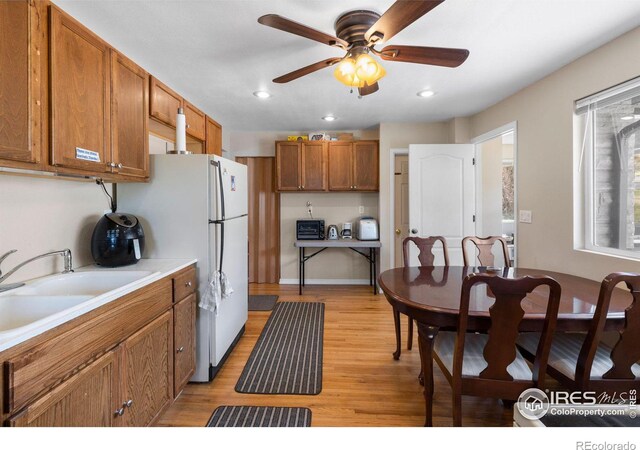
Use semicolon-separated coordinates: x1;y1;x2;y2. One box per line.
378;122;452;273
468;26;640;280
0;174;109;283
280;192;379;283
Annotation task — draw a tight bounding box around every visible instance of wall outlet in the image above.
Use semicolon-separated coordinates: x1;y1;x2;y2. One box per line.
519;210;532;224
358;206;365;214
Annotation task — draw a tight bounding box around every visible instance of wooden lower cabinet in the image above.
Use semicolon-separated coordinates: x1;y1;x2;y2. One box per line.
173;294;196;397
7;351;119;427
120;311;173;427
2;264;196;427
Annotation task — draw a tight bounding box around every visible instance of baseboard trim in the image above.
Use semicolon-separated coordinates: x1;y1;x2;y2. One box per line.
279;278;371;285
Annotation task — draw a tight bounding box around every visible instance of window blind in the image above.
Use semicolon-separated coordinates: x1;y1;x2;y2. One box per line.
575;76;640;114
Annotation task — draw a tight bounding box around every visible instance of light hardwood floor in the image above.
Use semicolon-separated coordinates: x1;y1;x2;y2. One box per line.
157;284;513;427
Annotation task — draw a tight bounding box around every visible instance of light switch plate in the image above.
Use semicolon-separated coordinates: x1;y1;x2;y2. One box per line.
358;206;365;214
519;210;532;223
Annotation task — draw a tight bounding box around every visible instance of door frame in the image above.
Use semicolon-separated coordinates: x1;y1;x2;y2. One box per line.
470;121;519;266
389;148;408;269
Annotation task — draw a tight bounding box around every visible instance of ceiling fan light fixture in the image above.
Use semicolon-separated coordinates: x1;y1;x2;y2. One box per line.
334;50;386;88
417;89;435;98
253;90;272;99
355;53;386;86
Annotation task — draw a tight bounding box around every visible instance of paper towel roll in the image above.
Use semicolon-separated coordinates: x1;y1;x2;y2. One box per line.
175;108;187;152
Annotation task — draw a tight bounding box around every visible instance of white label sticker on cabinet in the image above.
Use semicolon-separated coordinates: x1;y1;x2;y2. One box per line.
133;239;141;260
75;147;100;162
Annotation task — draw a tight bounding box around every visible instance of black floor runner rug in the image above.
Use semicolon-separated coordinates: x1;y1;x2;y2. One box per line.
235;302;324;395
248;295;279;311
206;406;311;427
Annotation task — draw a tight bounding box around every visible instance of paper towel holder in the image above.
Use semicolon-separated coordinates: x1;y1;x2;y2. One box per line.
167;107;192;155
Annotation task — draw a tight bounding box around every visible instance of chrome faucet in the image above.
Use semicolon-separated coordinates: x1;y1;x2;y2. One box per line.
0;249;74;293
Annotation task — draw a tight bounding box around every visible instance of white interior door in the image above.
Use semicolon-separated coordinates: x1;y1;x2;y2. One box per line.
408;144;475;266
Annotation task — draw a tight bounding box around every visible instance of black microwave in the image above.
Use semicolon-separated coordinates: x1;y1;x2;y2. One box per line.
296;219;325;240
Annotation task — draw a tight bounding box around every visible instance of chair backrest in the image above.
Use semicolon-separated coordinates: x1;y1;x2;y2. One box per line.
455;273;561;383
462;236;511;267
575;272;640;384
402;236;450;267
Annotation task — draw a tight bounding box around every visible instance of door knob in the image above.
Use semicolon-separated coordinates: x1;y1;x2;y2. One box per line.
117;163;123;169
395;229;401;235
124;399;133;408
114;407;125;417
177;346;184;353
411;229;418;234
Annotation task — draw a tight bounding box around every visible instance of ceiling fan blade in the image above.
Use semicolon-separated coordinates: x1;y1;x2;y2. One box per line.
365;1;443;45
379;45;469;67
358;82;379;97
273;58;342;83
258;14;348;49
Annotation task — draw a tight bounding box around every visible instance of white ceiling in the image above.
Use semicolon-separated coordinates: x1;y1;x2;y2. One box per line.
54;0;640;132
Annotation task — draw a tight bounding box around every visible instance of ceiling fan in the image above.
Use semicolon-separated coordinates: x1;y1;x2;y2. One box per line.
257;0;469;96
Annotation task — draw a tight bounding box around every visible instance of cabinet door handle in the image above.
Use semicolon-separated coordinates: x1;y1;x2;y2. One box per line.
185;281;192;287
114;407;125;417
124;399;133;408
107;162;116;168
177;346;184;353
186;124;191;129
117;163;123;169
301;185;304;189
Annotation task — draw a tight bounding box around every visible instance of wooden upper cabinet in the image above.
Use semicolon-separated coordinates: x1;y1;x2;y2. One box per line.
7;351;118;427
352;141;379;191
0;0;45;168
183;100;206;141
50;5;111;173
120;311;173;427
173;293;196;398
276;141;301;191
328;142;353;191
301;141;327;191
111;50;149;179
328;141;379;191
205;116;222;156
149;76;182;128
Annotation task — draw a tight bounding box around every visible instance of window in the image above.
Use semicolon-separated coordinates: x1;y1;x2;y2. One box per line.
577;77;640;258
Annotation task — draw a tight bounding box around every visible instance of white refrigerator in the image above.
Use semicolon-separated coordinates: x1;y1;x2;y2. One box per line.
118;154;248;382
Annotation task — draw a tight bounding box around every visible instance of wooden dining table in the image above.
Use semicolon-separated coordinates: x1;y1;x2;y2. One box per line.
378;266;632;424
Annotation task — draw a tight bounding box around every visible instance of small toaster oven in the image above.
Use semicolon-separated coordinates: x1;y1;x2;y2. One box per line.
296;219;325;240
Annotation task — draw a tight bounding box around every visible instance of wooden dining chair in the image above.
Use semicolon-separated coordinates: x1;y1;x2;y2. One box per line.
517;272;640;394
462;236;511;267
392;237;449;360
427;273;561;426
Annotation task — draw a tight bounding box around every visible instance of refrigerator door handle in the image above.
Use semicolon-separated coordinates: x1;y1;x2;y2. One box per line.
211;160;226;221
209;220;225;273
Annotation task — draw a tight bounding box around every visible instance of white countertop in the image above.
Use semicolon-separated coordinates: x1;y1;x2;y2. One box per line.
0;258;197;353
295;239;381;248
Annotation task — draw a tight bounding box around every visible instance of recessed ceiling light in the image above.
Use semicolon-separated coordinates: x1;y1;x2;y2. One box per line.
417;89;435;98
322;115;337;122
253;91;271;99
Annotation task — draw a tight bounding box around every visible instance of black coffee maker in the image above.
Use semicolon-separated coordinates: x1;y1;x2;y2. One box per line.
91;213;145;267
